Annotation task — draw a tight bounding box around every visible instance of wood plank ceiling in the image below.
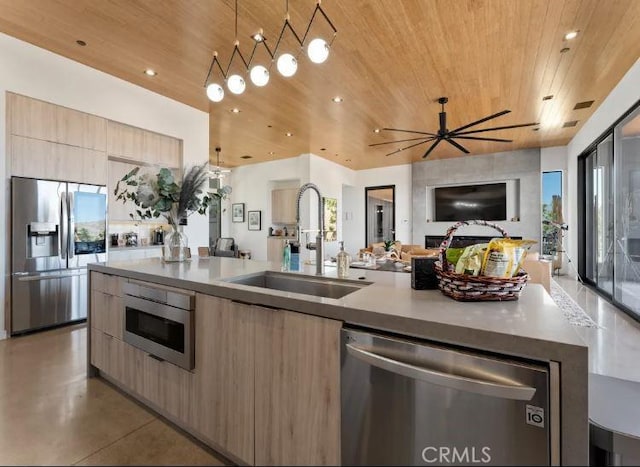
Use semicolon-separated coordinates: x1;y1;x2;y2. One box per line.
0;0;639;169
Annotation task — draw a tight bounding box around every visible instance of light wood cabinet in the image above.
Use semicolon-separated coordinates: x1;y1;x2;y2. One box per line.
255;309;341;466
271;188;298;224
107;120;181;168
8;92;107;151
11;135;108;185
193;294;255;464
90;292;123;340
267;237;287;263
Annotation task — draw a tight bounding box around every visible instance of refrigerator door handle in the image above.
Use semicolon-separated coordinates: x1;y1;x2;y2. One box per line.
59;192;68;260
67;191;75;260
345;343;537;401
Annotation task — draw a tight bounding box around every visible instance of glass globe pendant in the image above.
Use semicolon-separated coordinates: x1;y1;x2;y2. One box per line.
227;74;246;95
276;53;298;77
249;65;270;87
206;83;224;102
307;38;329;64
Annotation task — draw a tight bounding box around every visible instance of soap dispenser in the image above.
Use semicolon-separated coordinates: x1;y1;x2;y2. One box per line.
336;241;351;279
282;240;291;272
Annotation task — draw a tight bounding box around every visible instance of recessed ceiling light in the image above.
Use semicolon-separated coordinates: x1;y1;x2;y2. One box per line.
230;108;241;113
345;159;351;162
320;148;326;151
268;151;275;155
564;31;579;40
144;69;157;76
240;155;253;159
267;125;273;128
560;47;570;54
285;132;293;137
373;128;381;133
76;40;87;47
332;96;343;103
542;95;554;101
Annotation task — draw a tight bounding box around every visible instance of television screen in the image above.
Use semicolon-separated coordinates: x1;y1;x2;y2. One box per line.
434;183;507;221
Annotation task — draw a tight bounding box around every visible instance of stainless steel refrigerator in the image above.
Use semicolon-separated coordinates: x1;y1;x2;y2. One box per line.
11;176;107;335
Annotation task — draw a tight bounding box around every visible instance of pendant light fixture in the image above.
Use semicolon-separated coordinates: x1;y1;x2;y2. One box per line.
226;0;249;95
203;0;337;102
274;0;303;78
209;146;231;180
301;1;337;64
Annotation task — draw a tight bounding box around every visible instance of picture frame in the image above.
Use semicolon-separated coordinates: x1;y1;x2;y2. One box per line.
232;203;245;223
248;210;261;231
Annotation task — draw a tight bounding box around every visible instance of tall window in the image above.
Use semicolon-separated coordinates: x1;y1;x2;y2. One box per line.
541;171;563;260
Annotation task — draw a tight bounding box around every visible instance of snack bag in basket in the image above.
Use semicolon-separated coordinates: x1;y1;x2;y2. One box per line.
481;239;536;278
454;243;489;276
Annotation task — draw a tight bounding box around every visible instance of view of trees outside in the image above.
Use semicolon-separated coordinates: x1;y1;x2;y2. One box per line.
323;197;337;242
542;171;563;258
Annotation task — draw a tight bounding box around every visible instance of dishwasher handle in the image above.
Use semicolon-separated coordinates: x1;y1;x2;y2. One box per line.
346;343;537;401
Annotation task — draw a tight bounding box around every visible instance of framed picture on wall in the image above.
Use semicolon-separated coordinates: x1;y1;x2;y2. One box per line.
232;203;245;223
248;211;261;231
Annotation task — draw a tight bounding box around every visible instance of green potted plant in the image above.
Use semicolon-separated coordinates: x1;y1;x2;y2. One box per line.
114;163;231;261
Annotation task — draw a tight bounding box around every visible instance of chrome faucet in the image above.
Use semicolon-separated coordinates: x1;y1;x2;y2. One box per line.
296;183;324;275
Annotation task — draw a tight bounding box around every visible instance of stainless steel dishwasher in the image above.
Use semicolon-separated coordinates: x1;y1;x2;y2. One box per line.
341;328;559;466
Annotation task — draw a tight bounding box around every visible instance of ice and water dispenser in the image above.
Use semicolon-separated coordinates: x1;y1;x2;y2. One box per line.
27;222;59;258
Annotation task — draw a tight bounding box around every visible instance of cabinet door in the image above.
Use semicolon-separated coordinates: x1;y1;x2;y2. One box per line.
193;295;255;464
267;238;285;263
272;188;298;224
255;310;341;466
8;93;107;151
107;121;145;161
11;135;108;185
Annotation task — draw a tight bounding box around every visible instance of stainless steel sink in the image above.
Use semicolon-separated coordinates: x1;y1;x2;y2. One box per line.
223;271;371;299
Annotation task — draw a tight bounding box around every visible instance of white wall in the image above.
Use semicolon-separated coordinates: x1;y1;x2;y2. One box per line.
566;58;640;273
0;33;209;338
225;156;309;261
355;165;413;246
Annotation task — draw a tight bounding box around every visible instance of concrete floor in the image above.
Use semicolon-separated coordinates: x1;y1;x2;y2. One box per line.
0;324;226;466
3;277;640;465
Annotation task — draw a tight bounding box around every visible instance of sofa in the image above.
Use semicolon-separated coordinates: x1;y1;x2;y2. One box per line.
359;242;439;264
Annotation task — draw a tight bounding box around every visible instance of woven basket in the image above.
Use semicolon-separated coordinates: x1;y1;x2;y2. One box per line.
434;220;529;301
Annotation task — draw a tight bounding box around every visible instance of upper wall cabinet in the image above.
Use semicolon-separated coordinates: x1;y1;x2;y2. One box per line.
8;93;107;151
107;121;181;168
12;135;108;186
271;188;299;224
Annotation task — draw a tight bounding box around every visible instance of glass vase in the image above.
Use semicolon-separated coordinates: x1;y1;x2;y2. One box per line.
163;226;189;262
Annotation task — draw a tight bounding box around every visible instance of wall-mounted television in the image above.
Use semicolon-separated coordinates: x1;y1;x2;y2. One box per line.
434;183;507;221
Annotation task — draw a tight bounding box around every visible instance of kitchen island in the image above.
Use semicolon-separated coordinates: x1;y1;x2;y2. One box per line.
87;257;588;465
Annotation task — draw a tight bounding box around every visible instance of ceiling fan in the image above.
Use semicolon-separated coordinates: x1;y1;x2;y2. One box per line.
369;97;538;159
209;146;231;180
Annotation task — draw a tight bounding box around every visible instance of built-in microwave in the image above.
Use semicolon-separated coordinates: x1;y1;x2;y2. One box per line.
122;282;195;370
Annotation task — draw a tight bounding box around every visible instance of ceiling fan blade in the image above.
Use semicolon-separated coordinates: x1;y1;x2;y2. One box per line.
382;127;437;136
445;138;470;154
454;122;539;136
369;136;432;147
453;135;513;143
385;137;436;156
422;139;442;159
450;110;511;133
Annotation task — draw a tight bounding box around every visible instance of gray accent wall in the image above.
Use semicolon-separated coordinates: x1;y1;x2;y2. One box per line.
412;148;541;250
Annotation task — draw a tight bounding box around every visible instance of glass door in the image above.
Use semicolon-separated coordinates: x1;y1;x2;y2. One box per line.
614;106;640;314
